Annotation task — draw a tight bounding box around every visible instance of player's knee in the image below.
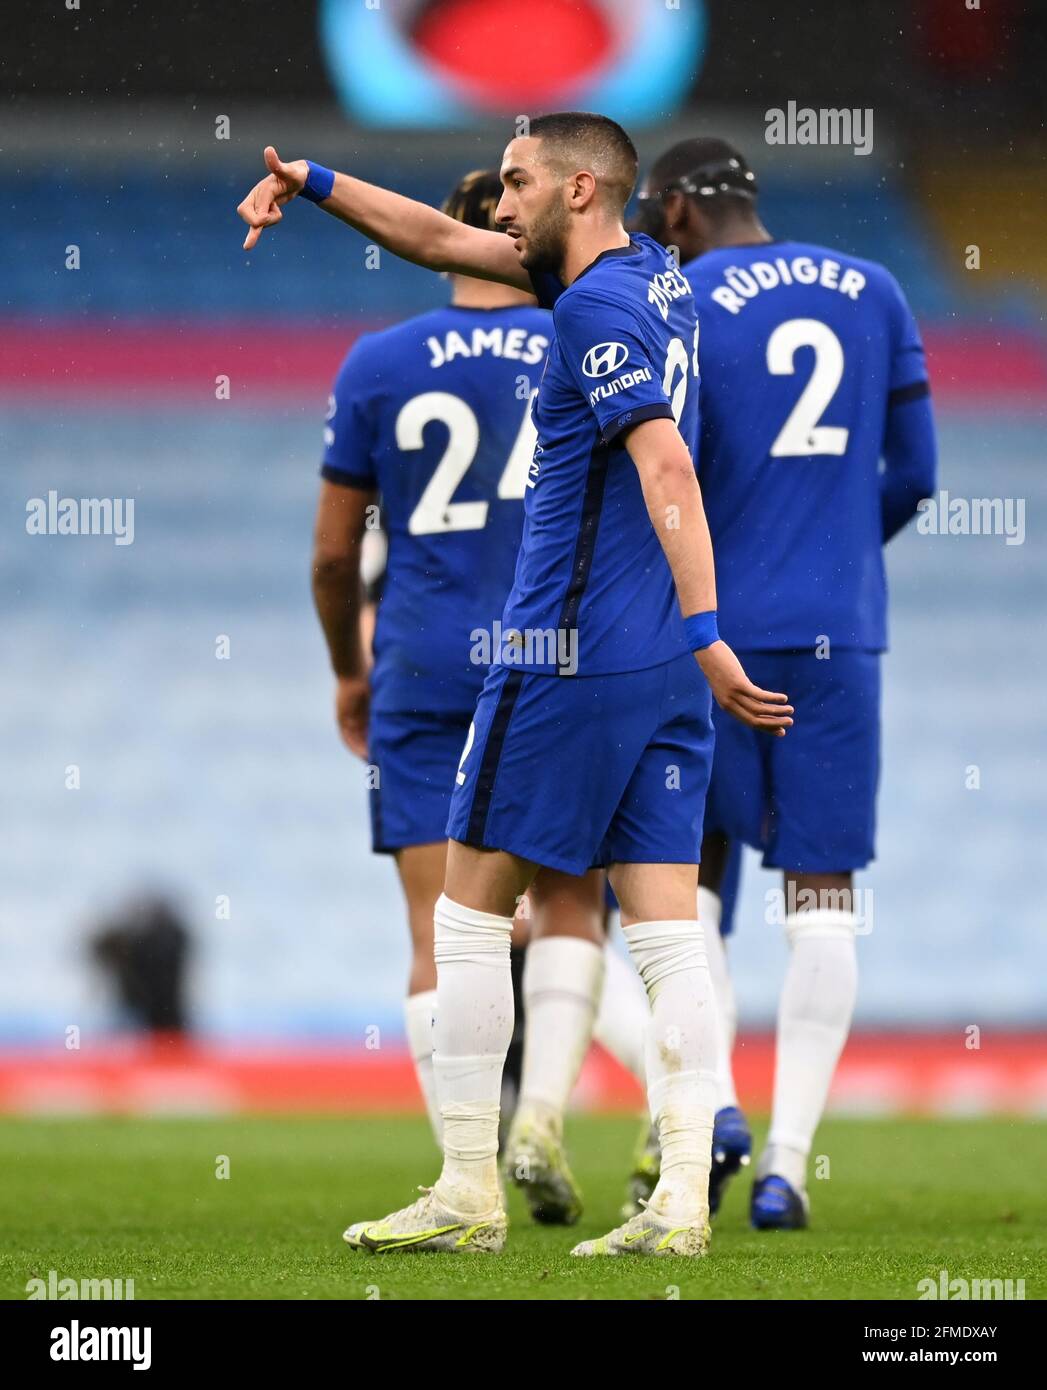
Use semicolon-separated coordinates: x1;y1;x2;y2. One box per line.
526;867;604;943
609;863;698;927
407;906;437;959
401;885;440;959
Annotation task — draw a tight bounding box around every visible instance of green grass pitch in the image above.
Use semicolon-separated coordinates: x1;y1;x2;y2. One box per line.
1;1114;1044;1301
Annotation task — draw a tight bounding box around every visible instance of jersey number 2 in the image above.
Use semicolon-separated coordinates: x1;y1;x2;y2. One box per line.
662;323;701;425
766;318;849;457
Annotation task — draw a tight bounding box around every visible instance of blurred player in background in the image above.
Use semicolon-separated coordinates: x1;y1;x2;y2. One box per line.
245;112;793;1257
639;137;937;1228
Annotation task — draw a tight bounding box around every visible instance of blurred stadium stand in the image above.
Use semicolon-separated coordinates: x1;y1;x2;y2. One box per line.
1;0;1045;1114
3;133;1044;328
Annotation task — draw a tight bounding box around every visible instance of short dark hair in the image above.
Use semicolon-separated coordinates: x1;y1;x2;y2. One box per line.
442;168;503;232
528;111;638;213
648;137;759;221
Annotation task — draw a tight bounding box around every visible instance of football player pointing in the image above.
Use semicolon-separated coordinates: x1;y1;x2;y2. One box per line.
239;114;792;1257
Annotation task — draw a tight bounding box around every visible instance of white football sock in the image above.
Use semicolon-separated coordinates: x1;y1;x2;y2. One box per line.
623;919;719;1225
759;909;858;1192
404;990;441;1147
698;885;739;1110
431;893;514;1215
592;940;649;1085
515;936;604;1135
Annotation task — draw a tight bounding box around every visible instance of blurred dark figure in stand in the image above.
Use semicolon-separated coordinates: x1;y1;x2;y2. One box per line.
89;894;193;1037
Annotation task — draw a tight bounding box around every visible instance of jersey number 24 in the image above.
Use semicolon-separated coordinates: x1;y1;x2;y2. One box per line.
399;391;538;536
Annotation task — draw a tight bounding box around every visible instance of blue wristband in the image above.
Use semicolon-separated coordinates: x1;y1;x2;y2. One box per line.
684;610;719;652
300;161;336;205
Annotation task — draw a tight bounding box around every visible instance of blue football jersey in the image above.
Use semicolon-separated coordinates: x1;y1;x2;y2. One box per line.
685;240;929;651
321;304;551;713
506;232;699;676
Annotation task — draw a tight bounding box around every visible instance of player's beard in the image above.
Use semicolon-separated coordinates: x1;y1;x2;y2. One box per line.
518;197;570;275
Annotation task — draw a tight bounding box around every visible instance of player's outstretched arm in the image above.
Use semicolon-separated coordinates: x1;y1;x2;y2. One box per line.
625;418;793;737
237;146;530;289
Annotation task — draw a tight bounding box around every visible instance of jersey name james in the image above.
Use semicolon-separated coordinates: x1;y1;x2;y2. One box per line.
425;325;548;369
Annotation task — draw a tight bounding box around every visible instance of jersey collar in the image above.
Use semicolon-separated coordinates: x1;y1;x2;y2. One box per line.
572;237;641;285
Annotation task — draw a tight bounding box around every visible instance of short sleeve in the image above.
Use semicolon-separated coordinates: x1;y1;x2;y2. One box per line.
320;337;380;489
554;289;675;444
884;273;930;405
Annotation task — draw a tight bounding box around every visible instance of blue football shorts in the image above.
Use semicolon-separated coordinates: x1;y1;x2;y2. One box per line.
447;652;714;876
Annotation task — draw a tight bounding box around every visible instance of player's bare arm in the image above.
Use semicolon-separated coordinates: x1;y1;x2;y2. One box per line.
625;417;793;736
311;478;375;757
238;146;530;290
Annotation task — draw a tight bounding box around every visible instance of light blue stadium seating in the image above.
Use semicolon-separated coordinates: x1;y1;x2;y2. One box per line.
1;404;1044;1040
